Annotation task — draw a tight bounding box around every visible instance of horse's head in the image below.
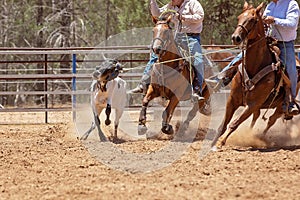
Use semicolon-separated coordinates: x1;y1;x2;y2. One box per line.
93;59;122;83
151;14;175;56
231;2;265;45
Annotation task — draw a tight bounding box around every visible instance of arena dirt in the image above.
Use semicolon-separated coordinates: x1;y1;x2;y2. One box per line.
0;112;300;200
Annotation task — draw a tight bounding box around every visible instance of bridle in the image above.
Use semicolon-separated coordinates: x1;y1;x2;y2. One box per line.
238;14;269;53
151;21;173;55
237;14;260;44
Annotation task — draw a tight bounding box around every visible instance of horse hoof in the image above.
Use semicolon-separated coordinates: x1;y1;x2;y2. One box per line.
161;124;174;135
138;124;147;135
211;145;219;152
105;119;111;126
216;138;225;149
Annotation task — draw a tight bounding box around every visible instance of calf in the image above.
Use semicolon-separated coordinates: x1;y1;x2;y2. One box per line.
81;60;127;142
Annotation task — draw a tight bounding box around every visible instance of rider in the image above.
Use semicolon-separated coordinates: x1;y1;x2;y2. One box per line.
129;0;205;101
206;0;300;115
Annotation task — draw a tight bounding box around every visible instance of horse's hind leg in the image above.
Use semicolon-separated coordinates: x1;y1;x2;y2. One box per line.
182;102;199;130
262;107;282;135
181;98;206;130
250;110;260;129
161;96;179;135
138;87;158;135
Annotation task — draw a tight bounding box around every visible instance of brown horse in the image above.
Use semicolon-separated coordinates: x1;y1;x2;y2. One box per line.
137;15;210;136
213;2;300;148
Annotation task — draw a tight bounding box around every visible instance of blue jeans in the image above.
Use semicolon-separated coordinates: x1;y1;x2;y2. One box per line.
221;42;298;99
277;41;298;99
144;34;204;93
143;53;158;75
221;51;243;73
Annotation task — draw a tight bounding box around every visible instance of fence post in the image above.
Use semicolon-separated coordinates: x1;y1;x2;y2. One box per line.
44;54;48;123
72;54;76;122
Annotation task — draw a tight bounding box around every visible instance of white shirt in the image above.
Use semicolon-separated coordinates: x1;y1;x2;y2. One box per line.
150;0;204;34
263;0;299;42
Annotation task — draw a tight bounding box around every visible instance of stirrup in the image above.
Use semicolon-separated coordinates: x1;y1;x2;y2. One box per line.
128;85;144;94
191;92;205;102
205;78;223;92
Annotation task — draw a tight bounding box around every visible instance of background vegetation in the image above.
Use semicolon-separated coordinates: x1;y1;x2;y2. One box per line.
0;0;298;48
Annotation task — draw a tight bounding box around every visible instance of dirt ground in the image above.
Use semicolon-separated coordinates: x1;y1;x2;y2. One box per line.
0;111;300;200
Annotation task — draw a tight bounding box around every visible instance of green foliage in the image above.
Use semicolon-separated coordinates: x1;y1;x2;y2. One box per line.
0;0;298;47
114;0;153;31
201;0;270;44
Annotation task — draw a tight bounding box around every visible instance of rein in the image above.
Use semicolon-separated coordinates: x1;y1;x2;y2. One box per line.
239;16;269;92
238;16;284;116
240;34;278;91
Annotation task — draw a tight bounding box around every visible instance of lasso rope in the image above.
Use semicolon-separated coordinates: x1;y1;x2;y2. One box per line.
121;46;240;72
156;46;239;65
158;9;177;20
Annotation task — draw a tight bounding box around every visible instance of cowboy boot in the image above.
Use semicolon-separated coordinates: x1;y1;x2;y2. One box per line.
206;63;238;91
128;74;150;94
288;100;300;115
191;77;205;101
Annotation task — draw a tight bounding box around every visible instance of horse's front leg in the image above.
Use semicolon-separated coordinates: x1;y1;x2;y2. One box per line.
218;105;256;148
138;86;157;135
161;95;179;135
211;95;240;148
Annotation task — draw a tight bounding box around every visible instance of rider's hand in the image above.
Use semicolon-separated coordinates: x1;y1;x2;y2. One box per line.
176;13;184;21
263;16;275;25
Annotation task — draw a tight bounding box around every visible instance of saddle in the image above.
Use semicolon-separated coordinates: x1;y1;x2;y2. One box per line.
237;36;291;92
266;36;281;58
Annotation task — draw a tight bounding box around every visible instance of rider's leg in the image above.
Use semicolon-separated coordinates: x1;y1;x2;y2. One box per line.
129;53;157;94
278;41;299;115
187;35;205;100
206;51;243;89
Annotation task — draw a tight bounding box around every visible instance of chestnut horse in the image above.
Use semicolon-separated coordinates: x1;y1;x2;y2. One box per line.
214;2;300;148
137;15;210;136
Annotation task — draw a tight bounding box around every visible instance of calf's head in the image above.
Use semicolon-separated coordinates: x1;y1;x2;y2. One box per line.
93;59;122;82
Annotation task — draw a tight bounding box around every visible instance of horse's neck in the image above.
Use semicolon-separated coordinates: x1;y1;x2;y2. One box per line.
159;42;181;69
245;31;272;76
245;42;270;75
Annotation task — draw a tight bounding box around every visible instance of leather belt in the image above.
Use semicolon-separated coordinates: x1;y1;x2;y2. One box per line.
186;33;200;37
